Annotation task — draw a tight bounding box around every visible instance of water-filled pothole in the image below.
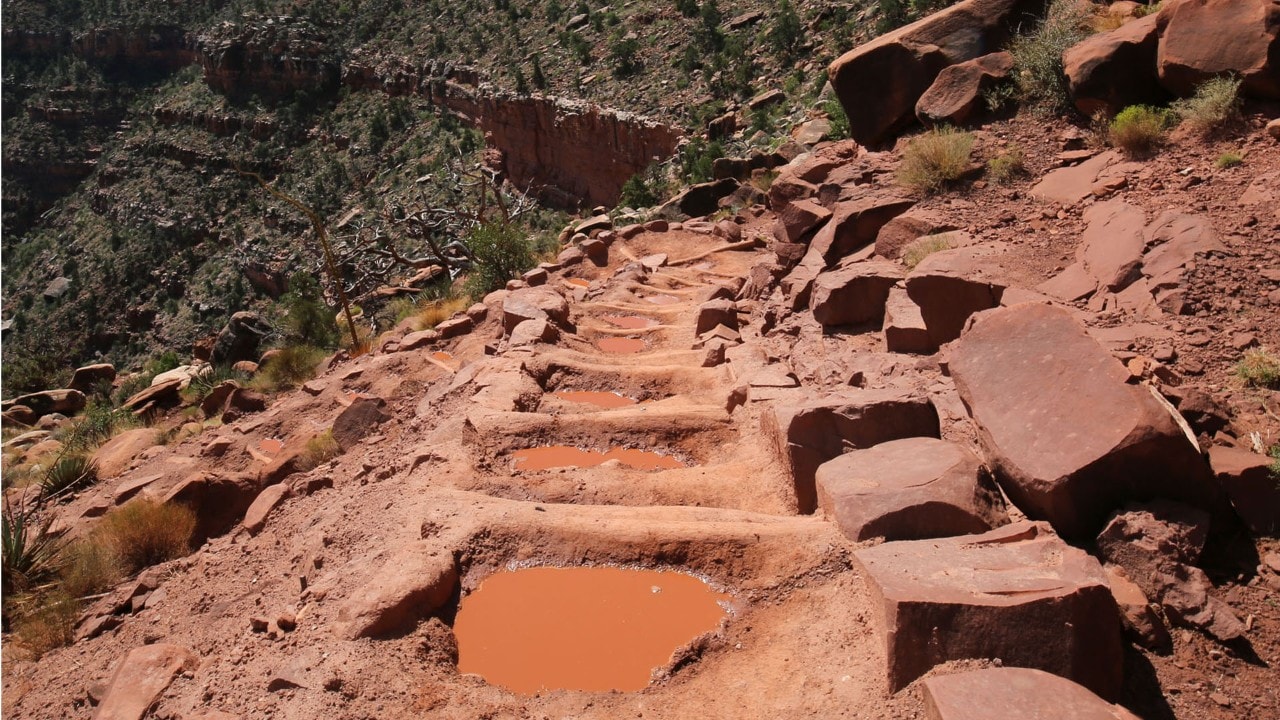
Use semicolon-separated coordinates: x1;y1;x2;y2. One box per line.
552;391;638;409
513;446;684;471
601;315;658;330
455;566;729;693
432;351;455;362
597;337;646;354
565;278;591;288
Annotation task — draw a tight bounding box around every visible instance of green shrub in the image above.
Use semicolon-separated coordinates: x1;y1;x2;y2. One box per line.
902;234;954;269
619;164;668;209
1173;76;1242;136
679;137;725;184
65;401;139;451
282;272;340;348
2;502;62;597
464;221;537;296
1008;0;1092;112
1235;348;1280;389
1109;105;1173;155
181;364;249;406
609;32;641;78
40;454;98;500
987;146;1027;184
770;0;802;60
822;99;851;141
252;345;327;392
1216;151;1243;169
897;127;975;193
98;499;196;573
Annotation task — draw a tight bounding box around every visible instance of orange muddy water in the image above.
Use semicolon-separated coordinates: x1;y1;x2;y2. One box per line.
597;337;646;354
602;315;658;329
552;391;638;409
565;278;591;288
431;351;454;362
454;566;729;693
513;446;684;471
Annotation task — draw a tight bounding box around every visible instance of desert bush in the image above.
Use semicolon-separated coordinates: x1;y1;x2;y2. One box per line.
2;502;62;596
59;538;124;598
1109;105;1173;155
298;430;342;471
98;499;196;573
1172;76;1242;135
897;127;975;193
1008;0;1092;112
619;163;668;209
464;220;537;296
11;591;79;657
609;32;641;78
822;99;851;141
252;345;327;392
987;146;1027;184
1216;151;1243;169
1235;348;1280;389
282;272;340;348
679;137;725;184
40;454;98;500
902;234;954;269
181;364;249;406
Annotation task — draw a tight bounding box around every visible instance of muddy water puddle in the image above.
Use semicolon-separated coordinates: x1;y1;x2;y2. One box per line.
596;337;646;354
601;315;658;330
514;446;684;471
565;278;591;288
552;391;638;409
455;566;729;693
431;351;454;362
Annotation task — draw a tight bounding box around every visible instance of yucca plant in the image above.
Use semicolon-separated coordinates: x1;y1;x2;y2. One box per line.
2;500;62;597
40;454;98;500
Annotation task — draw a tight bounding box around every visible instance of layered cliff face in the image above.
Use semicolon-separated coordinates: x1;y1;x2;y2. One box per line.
195;17;339;98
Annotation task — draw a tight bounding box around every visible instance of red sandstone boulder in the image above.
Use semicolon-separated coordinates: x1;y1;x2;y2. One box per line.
1078;200;1147;292
93;643;199;720
695;299;739;335
922;667;1140;720
827;0;1048;144
1156;0;1280;100
766;173;819;212
1208;445;1280;536
772;198;831;244
501;286;570;333
657;178;740;219
809;194;916;266
334;543;458;639
1104;564;1173;652
874;210;957;259
1063;14;1163;116
242;483;290;535
122;378;183;413
91;427;159;479
809;260;906;327
508;318;560;346
883;285;932;353
949;304;1219;539
762;388;940;513
331;395;390;450
816;437;1007;541
9;389;86;418
69;363;117;393
435;314;474;339
915;51;1014;125
163;472;262;542
856;522;1123;698
904;246;1006;351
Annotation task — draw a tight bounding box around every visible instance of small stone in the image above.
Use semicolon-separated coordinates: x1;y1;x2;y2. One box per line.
250;616;270;633
1210;692;1231;708
277;612;297;632
1230;332;1257;350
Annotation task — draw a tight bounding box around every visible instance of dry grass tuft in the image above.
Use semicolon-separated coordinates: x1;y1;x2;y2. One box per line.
98;499;196;573
902;234;955;270
897;127;975;194
1235;348;1280;389
298;430;342;471
1173;76;1242;136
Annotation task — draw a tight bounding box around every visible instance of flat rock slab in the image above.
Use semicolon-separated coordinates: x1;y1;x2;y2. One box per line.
1030;151;1121;205
810;260;905;327
334;543;458;639
950;303;1217;539
762;389;940;513
1208;445;1280;536
93;643;199;720
856;522;1122;698
923;667;1140;720
883;285;931;353
816;437;1007;541
904;245;1006;350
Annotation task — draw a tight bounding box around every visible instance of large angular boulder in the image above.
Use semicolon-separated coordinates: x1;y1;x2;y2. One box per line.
809;260;906;327
809;194;916;266
1156;0;1280;100
695;299;739;335
761;389;940;513
875;210;958;260
922;667;1141;720
91;428;159;479
334;543;458;639
949;303;1219;539
816;437;1007;541
828;0;1050;144
656;178;741;219
772;198;832;244
93;643;199;720
211;311;271;365
69;363;117;393
856;522;1123;698
915;51;1014;125
904;246;1006;351
162;471;261;542
883;285;932;353
1063;14;1164;116
501;286;570;333
1208;445;1280;536
331;395;390;450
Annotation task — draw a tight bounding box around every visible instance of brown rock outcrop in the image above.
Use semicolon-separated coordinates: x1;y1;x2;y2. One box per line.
92;643;199;720
922;667;1140;720
857;522;1123;698
809;260;906;327
334;543;458;639
1208;445;1280;536
949;304;1219;539
904;245;1006;351
816;437;1007;541
1156;0;1280;99
828;0;1049;144
1063;14;1164;116
915;51;1014;125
